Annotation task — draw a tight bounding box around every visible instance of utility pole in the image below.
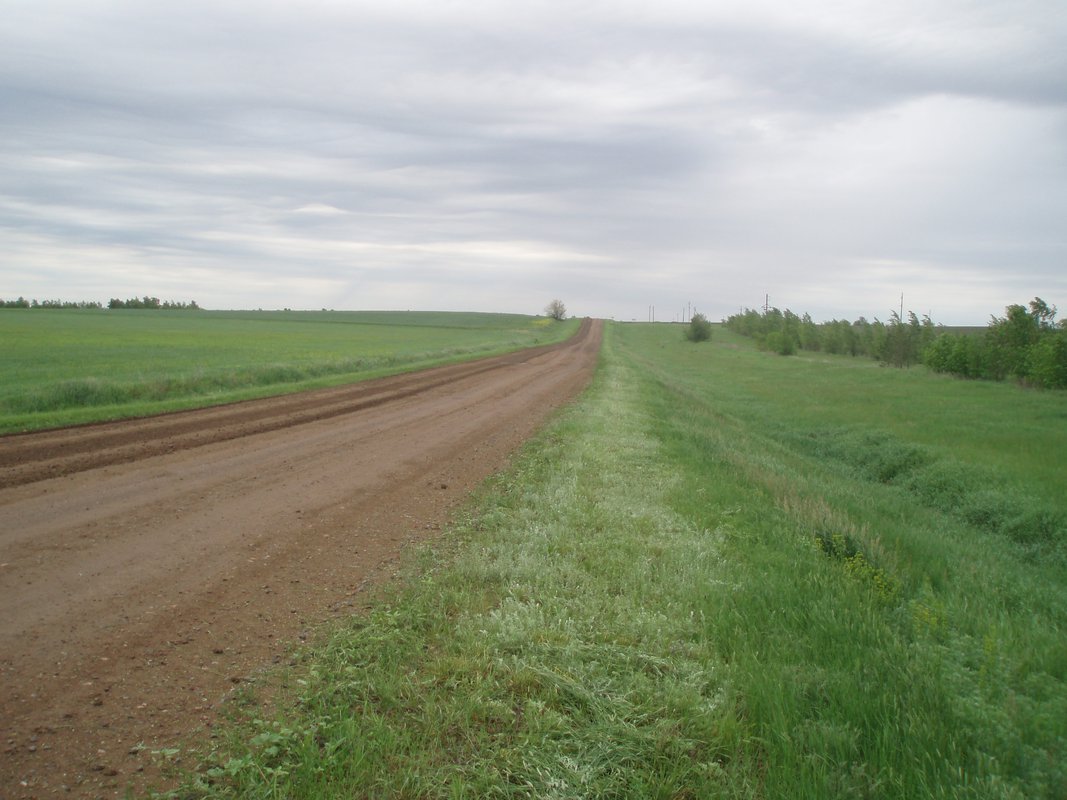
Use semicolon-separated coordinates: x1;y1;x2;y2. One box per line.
764;294;769;314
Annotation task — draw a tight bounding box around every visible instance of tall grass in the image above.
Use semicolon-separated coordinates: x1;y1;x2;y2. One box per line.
627;324;1067;797
0;310;576;432
167;322;1066;799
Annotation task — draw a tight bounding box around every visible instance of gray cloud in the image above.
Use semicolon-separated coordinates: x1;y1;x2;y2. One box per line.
2;0;1065;322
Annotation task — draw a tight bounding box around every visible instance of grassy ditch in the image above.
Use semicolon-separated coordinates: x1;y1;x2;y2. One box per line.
169;322;1066;798
0;310;577;432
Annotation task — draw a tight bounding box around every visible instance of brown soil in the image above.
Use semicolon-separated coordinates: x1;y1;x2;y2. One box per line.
0;319;602;798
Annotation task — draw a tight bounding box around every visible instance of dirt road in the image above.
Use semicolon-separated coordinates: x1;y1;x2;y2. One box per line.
0;319;602;798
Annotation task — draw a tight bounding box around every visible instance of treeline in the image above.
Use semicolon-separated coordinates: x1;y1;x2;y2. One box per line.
725;306;936;367
1;297;102;309
923;298;1066;389
725;296;1067;389
108;297;200;310
1;296;201;310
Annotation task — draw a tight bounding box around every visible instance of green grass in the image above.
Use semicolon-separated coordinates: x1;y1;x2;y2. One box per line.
164;322;1065;799
0;310;578;432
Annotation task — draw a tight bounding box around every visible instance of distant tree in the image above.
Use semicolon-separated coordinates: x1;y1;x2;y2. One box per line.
685;313;712;342
1026;330;1067;389
765;330;796;355
986;302;1043;379
3;297;104;309
822;320;844;354
545;299;567;321
799;312;821;351
919;296;1067;388
881;310;925;367
724;305;945;366
782;309;802;350
852;317;874;357
1029;297;1058;330
108;297;199;310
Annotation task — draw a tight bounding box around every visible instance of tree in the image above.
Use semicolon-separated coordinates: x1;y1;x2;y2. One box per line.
685;313;712;342
545;299;567;320
799;312;821;351
881;310;922;367
1026;330;1067;389
1029;297;1057;330
765;330;796;355
986;303;1042;379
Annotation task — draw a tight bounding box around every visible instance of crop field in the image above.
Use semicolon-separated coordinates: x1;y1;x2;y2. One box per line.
0;309;577;433
179;321;1066;798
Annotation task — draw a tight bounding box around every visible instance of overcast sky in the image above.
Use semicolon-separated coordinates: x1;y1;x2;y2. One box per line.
2;0;1065;323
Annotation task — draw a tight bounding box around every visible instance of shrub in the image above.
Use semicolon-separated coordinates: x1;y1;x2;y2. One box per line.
544;299;567;321
1025;332;1067;389
765;331;795;356
684;313;712;342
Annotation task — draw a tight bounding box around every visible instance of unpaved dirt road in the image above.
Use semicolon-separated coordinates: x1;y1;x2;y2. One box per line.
0;319;601;798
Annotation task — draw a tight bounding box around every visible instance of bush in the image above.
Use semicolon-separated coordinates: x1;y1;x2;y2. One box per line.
1025;332;1067;389
544;299;567;321
685;313;712;342
765;331;795;355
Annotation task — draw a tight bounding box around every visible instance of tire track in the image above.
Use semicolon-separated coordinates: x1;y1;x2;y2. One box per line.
0;320;593;489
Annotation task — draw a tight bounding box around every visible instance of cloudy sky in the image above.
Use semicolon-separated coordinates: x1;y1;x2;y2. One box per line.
2;0;1065;323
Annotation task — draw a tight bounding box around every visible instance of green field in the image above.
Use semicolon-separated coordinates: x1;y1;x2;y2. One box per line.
0;310;578;433
168;322;1066;799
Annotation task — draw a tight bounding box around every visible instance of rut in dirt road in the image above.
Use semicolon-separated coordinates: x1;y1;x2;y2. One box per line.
0;318;602;799
0;323;594;490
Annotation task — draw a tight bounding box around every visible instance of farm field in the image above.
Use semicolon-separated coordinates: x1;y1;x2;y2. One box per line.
0;309;577;433
181;322;1067;798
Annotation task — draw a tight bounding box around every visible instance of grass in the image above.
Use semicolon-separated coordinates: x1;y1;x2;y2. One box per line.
164;322;1065;798
0;309;577;433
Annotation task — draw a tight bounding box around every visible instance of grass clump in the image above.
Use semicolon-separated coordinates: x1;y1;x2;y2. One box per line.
784;426;1065;559
795;427;934;483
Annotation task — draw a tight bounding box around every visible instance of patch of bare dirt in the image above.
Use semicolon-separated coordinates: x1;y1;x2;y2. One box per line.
0;319;602;798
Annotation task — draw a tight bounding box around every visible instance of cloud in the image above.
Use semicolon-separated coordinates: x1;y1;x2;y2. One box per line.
1;0;1065;323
